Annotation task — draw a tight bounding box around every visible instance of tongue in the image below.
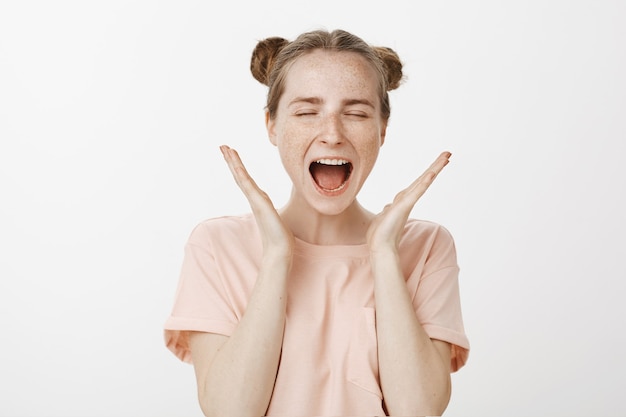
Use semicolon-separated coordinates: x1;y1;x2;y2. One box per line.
311;164;346;190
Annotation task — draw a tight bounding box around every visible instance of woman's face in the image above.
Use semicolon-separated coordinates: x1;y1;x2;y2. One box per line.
266;49;387;216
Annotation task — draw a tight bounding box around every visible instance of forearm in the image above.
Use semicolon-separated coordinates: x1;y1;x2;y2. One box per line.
371;249;451;416
198;255;290;416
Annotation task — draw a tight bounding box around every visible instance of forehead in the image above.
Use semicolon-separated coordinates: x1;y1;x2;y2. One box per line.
281;50;381;101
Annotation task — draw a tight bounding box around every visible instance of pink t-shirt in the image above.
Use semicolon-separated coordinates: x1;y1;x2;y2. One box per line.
164;214;469;416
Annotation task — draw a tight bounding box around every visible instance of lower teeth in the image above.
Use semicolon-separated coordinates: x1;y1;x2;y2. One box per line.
322;182;347;192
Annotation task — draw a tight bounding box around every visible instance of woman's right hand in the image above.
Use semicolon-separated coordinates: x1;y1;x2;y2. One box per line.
220;145;294;261
189;146;292;416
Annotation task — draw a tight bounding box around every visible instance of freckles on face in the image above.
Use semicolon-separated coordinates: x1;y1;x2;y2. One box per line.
268;50;386;201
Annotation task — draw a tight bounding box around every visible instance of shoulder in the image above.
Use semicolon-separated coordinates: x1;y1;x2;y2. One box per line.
187;213;258;247
403;218;455;243
401;218;458;267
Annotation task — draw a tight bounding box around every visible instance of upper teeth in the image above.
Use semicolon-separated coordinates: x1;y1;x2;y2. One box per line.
315;159;349;165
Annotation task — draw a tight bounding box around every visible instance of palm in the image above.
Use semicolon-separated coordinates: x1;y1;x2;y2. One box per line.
367;151;451;252
220;145;294;258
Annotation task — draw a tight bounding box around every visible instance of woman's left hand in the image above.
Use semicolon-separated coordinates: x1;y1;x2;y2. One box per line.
367;151;451;254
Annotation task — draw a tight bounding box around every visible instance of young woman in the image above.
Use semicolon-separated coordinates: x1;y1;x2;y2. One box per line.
164;29;469;416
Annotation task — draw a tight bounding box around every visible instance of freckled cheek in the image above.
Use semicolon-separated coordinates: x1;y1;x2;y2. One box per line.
359;147;381;176
351;128;383;172
276;131;311;181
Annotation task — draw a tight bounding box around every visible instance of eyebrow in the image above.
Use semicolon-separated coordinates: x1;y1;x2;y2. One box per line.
288;97;322;107
288;97;375;109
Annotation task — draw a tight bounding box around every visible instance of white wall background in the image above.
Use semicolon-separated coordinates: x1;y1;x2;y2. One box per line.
1;1;624;416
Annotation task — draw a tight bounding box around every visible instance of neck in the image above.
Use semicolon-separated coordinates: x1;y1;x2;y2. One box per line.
279;194;374;246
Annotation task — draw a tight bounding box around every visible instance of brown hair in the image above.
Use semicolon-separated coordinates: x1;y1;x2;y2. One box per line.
250;29;403;121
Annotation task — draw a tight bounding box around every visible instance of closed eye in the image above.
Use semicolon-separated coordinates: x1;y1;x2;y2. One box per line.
345;112;368;118
295;111;318;116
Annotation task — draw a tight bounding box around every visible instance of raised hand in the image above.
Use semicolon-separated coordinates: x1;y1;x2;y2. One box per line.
367;151;451;254
220;145;294;260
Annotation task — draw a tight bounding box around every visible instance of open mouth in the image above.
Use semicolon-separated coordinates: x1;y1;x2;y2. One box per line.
309;159;353;192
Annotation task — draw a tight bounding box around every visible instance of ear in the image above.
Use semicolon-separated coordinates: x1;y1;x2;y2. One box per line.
379;121;387;147
266;111;277;146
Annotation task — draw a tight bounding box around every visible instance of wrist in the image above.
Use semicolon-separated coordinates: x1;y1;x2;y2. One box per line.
369;243;399;258
261;249;293;269
369;245;400;268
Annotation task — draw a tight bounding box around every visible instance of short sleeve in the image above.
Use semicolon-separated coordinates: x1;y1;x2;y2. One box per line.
163;222;240;363
405;223;470;372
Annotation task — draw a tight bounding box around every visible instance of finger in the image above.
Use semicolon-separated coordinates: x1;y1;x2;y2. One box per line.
412;151;451;188
220;145;260;193
421;151;451;181
220;145;270;207
395;151;451;205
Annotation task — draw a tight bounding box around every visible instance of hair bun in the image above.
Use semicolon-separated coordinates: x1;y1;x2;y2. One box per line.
250;37;290;86
374;46;404;91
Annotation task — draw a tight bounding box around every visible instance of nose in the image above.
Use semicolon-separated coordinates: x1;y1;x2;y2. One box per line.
319;114;344;146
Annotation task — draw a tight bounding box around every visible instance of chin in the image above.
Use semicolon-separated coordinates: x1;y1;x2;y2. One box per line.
306;192;358;217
